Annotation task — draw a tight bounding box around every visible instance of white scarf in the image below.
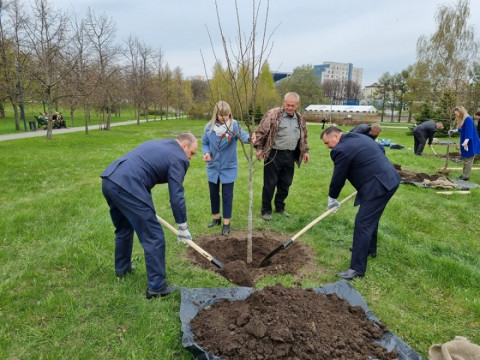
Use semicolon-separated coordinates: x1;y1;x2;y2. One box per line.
213;120;232;137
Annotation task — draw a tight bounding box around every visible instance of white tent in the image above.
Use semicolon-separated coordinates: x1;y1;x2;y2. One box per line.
305;105;377;113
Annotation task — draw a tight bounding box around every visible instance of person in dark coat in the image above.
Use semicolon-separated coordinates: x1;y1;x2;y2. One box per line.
413;120;443;155
350;123;382;140
474;111;480;139
321;126;401;280
101;133;198;299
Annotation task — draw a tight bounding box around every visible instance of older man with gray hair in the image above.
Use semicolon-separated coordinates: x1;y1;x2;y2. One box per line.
253;92;310;221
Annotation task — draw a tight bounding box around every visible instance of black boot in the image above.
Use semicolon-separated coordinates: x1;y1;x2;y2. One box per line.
222;223;230;235
208;217;222;228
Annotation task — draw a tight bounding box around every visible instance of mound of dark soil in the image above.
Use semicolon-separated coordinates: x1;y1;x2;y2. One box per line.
191;284;397;360
394;164;444;182
185;230;314;286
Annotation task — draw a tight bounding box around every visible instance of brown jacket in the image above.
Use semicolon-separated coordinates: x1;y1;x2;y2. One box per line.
253;106;309;167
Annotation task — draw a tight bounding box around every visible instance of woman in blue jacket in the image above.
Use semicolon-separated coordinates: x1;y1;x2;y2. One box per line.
202;101;250;235
451;106;480;181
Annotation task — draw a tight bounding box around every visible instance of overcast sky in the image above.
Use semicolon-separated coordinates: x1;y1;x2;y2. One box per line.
50;0;480;87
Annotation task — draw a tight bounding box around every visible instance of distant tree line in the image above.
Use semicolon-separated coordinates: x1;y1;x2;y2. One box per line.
371;0;479;130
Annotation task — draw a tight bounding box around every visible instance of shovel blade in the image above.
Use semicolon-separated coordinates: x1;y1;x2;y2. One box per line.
259;238;294;267
210;258;224;268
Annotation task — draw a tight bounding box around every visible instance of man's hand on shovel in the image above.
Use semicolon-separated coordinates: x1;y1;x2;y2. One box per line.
177;224;192;244
327;196;340;213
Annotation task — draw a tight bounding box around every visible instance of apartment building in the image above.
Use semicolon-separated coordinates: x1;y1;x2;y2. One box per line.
313;61;363;86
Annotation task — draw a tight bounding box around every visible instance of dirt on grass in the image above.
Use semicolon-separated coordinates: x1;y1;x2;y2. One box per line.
185;230;315;286
190;284;398;360
394;164;444;182
185;231;398;359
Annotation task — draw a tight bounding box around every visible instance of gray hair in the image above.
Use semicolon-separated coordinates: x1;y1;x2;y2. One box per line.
284;92;300;103
177;132;197;144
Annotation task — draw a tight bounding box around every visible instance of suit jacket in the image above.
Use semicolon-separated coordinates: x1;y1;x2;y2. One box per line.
329;133;401;206
100;139;189;223
350;124;373;138
413;120;437;145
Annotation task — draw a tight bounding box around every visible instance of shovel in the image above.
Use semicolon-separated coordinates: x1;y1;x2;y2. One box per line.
260;191;357;267
156;215;224;268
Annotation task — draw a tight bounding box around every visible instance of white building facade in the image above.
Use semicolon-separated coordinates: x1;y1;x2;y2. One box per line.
313;61;363;86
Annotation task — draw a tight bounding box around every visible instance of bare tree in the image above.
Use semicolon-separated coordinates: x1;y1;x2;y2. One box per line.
24;0;73;139
123;35;154;123
84;7;119;130
323;79;343;104
171;66;191;117
65;11;97;131
0;0;30;131
150;48;165;120
206;0;275;263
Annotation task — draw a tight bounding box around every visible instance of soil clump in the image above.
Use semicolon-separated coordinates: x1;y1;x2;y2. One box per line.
186;230;314;286
394;164;444;182
191;284;397;360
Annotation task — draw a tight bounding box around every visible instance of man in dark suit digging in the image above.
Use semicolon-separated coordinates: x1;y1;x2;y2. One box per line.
101;133;198;298
321;126;401;280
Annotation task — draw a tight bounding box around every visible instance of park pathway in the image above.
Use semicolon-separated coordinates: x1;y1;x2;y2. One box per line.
0;119;154;142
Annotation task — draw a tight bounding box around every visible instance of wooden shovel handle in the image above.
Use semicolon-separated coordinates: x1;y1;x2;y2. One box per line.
156;214;223;268
291;191;357;241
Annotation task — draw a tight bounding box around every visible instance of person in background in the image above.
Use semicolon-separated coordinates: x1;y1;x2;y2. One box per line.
350;123;382;140
321;126;401;280
202;101;250;235
253;92;310;221
58;113;67;128
449;106;480;181
52;112;61;129
412;120;443;156
101;133;198;299
474;111;480;139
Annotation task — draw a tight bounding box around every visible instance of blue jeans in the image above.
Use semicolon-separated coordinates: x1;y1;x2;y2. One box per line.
102;179;166;291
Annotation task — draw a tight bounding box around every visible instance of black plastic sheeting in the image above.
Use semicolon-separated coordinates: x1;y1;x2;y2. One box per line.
179;280;424;360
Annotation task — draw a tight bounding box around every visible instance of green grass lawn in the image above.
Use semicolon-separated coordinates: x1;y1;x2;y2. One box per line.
0;119;478;359
0;105;175;135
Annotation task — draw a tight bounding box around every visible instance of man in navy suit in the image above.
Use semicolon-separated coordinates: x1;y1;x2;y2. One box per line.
101;133;198;298
350;123;382;140
321;126;401;280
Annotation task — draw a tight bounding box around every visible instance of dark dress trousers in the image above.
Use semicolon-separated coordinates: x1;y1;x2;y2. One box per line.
329;133;401;274
101;139;189;291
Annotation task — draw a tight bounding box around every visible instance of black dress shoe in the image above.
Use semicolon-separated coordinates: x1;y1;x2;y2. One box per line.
222;224;230;235
116;264;136;277
208;217;222;228
275;210;291;218
336;269;364;280
146;284;177;299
